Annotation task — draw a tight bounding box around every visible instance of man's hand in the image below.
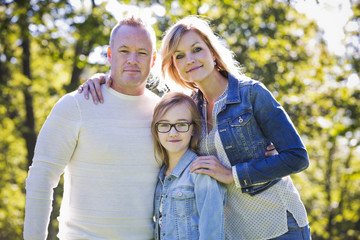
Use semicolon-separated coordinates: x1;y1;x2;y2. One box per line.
265;142;278;157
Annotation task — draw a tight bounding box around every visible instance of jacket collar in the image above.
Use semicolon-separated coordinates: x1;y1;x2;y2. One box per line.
193;73;254;114
159;150;198;178
226;74;241;104
195;74;242;105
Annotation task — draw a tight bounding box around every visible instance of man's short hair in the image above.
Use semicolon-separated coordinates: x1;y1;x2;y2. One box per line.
109;15;157;52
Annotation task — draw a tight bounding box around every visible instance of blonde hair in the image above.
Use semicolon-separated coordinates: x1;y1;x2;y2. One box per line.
151;92;202;168
160;16;243;90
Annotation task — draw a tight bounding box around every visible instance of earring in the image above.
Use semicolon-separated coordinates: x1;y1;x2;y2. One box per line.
214;61;217;66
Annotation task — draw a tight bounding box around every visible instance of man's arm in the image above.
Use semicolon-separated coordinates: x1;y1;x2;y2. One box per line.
24;94;80;240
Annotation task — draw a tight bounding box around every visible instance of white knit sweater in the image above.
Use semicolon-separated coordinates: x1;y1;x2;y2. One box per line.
24;85;160;240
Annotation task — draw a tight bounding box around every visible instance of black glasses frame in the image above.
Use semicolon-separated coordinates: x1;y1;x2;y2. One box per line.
155;122;193;133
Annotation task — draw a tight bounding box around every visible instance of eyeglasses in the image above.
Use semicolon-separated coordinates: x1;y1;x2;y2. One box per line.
155;122;193;133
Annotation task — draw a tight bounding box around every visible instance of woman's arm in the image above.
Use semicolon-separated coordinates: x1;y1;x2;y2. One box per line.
233;82;309;188
78;73;112;104
190;144;278;184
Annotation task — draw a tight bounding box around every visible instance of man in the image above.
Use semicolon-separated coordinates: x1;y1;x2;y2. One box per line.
24;16;160;240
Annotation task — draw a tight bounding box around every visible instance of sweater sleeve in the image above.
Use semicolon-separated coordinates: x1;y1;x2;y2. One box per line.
23;94;81;240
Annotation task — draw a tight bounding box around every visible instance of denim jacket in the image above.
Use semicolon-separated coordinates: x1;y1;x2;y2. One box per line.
153;150;226;240
194;74;309;196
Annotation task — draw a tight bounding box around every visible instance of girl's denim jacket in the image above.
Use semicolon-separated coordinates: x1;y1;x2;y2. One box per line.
194;74;309;196
153;150;226;240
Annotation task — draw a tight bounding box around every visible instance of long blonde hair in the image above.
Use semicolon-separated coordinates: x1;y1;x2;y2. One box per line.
151;92;202;168
160;16;243;90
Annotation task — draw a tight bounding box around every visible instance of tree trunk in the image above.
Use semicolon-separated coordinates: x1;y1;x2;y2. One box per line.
325;139;336;239
65;41;84;92
19;9;37;169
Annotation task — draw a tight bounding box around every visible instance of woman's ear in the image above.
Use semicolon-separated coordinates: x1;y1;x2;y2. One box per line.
107;47;112;63
151;51;157;68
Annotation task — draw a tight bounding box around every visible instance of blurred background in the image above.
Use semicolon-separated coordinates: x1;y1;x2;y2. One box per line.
0;0;359;239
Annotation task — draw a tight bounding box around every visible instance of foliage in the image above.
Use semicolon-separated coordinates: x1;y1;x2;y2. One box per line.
0;0;359;239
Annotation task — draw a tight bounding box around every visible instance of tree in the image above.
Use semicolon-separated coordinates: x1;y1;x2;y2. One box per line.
0;0;112;238
0;0;359;239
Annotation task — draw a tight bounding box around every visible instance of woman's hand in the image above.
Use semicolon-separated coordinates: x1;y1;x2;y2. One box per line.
190;156;234;184
190;144;278;184
78;73;112;104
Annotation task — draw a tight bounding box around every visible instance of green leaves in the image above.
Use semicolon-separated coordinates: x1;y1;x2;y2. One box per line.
0;0;359;239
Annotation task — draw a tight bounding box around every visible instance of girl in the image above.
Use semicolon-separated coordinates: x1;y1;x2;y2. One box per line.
151;92;226;240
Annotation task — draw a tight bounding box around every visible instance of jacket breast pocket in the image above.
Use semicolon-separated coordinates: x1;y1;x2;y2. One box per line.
228;111;267;159
229;111;255;146
170;188;195;219
230;111;252;127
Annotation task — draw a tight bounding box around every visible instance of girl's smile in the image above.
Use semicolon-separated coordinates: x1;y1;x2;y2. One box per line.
157;103;194;162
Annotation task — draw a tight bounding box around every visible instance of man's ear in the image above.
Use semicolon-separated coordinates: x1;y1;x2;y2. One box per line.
151;51;157;68
107;47;112;63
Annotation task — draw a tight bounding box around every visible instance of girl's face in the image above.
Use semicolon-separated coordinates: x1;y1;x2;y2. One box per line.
172;30;216;85
156;103;194;160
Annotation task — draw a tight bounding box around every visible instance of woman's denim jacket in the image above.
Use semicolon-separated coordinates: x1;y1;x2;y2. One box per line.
153;150;226;240
194;74;309;196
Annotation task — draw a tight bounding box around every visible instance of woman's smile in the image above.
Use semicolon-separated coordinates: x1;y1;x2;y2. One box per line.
173;30;216;84
186;65;203;73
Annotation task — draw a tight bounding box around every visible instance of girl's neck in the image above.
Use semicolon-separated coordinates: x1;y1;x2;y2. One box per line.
197;70;228;104
165;150;187;176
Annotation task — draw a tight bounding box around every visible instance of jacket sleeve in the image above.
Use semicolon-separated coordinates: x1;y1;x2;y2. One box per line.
194;174;226;240
234;82;309;188
23;94;80;240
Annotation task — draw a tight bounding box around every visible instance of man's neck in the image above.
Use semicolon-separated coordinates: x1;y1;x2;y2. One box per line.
110;82;145;96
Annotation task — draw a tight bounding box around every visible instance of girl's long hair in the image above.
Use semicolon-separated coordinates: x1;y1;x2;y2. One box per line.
151;92;202;168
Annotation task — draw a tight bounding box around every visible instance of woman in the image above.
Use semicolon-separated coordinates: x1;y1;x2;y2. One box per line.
159;16;311;240
80;16;311;240
151;92;226;239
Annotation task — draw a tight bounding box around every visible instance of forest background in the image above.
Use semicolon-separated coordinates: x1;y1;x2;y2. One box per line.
0;0;359;239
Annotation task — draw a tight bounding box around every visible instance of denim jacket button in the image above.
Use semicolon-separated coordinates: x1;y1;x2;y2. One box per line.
178;192;183;197
168;178;172;181
238;116;244;123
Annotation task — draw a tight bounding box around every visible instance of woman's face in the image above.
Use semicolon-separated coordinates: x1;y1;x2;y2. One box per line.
172;30;216;85
156;103;194;160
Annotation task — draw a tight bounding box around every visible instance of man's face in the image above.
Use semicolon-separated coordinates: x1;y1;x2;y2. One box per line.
108;25;155;95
